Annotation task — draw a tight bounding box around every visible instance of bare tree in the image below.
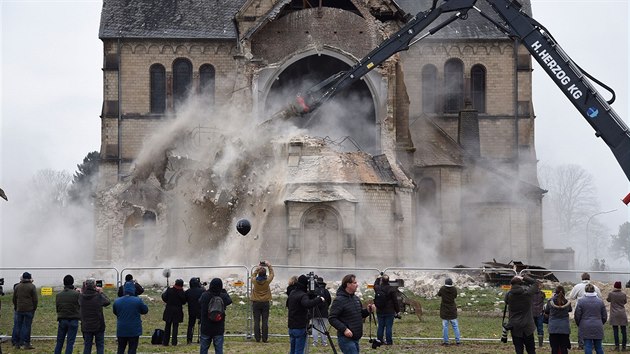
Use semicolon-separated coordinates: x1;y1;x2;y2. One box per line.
29;169;72;211
539;164;600;237
610;222;630;266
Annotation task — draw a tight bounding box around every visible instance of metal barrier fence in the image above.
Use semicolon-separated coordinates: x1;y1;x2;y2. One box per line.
3;265;630;346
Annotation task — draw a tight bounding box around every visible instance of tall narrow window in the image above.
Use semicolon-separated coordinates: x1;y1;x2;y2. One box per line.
173;58;193;109
421;65;437;113
150;64;166;114
199;64;216;106
444;59;464;113
471;64;486;113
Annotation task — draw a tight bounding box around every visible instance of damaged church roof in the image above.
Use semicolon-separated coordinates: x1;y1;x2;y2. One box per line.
285;185;358;203
99;0;247;39
286;137;413;188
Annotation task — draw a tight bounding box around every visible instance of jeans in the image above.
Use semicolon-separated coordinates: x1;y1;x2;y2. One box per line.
511;333;536;354
252;301;270;342
82;331;105;354
116;336;139;354
54;319;79;354
442;319;461;344
337;335;360;354
289;328;307;354
15;311;34;346
377;314;394;344
11;312;19;346
584;338;604;354
200;334;224;354
613;325;628;347
533;315;544;336
311;318;329;345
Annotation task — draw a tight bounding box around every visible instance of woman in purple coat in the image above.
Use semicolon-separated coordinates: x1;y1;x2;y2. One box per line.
607;281;628;351
574;284;607;354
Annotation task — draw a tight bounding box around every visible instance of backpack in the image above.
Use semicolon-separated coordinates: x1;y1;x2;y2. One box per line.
373;284;387;309
207;295;225;322
151;328;164;345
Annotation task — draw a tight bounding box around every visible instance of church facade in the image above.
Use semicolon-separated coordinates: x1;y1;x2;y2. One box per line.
95;0;545;267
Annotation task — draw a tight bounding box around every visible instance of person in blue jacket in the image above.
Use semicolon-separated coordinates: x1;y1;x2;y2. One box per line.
113;282;149;354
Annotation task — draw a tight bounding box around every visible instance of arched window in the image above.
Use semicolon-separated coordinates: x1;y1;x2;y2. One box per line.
421;65;437;113
199;64;216;106
444;59;464;113
173;58;193;109
471;64;486;113
149;64;166;114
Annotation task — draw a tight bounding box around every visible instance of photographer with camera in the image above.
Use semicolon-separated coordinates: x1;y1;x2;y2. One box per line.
329;274;375;354
504;275;539;354
185;277;205;345
373;274;400;346
118;274;144;298
79;278;111;354
287;274;325;353
310;276;331;347
251;260;274;343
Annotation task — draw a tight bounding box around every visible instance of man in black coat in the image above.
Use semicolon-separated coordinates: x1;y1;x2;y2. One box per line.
199;278;232;354
161;279;186;346
185;277;205;344
79;278;110;354
287;275;324;353
329;274;374;353
505;275;538;354
374;274;400;345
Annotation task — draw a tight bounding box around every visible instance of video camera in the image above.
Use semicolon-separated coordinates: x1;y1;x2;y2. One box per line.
306;272;317;293
0;277;4;296
96;280;103;288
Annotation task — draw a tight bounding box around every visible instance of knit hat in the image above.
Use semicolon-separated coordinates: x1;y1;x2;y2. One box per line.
615;281;622;289
63;274;74;286
445;278;453;286
22;272;32;280
175;279;184;287
125;274;134;282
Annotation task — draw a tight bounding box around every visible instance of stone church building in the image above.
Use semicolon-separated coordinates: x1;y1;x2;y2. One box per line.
95;0;546;268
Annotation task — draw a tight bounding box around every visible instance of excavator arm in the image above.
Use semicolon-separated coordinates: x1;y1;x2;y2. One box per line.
268;0;630;203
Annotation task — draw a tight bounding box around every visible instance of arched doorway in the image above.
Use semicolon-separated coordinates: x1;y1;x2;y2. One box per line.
301;207;342;266
265;55;378;154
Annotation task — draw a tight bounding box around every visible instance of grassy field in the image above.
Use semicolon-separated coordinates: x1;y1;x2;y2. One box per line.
0;286;620;353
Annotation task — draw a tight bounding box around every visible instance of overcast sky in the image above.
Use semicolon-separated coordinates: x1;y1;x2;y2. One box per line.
0;0;628;232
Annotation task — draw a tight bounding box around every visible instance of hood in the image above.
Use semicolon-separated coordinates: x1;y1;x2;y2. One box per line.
209;278;223;294
550;297;571;309
124;281;136;296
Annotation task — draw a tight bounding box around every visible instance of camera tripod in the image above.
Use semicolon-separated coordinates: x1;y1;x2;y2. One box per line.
306;305;337;354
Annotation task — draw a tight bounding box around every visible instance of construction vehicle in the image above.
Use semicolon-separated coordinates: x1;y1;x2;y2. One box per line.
269;0;630;203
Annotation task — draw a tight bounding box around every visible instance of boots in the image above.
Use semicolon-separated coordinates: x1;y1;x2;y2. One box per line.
538;335;543;348
615;345;620;351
